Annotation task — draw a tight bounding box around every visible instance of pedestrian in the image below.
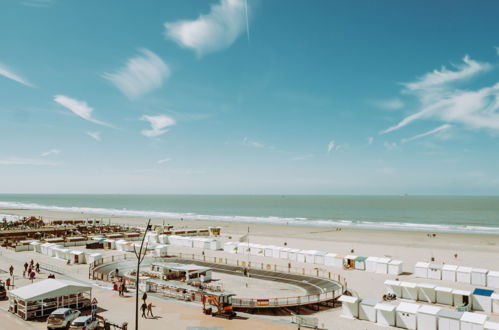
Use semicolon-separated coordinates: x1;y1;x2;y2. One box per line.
142;292;147;302
141;302;147;318
23;262;28;271
29;271;35;282
36;263;40;273
115;268;119;277
147;303;154;318
30;259;34;267
9;265;13;277
6;278;11;289
23;270;26;278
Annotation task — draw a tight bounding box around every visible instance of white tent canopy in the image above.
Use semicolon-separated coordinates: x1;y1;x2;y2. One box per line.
10;279;91;302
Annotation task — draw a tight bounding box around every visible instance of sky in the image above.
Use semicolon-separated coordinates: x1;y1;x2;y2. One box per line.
1;0;499;195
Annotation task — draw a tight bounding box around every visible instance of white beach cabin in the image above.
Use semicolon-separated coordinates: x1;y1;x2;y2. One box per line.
325;253;343;268
365;256;378;273
359;298;378;322
488;271;499;289
400;281;418;301
491;293;499;314
388;260;403;275
472;268;489;287
30;241;42;253
263;246;273;257
287;248;300;262
485;321;499;330
428;263;443;280
87;253;103;265
457;266;473;284
460;312;488;330
271;246;282;259
442;264;458;282
436;286;454;305
375;303;396;327
354;256;367;270
415;262;429;278
296;250;307;263
395;302;420;330
223;242;238;254
472;288;494;313
438;309;463;330
385;280;402;298
70;250;85;264
376;258;391;274
417;283;436;303
343;255;357;270
313;251;328;265
338;295;359;319
416;305;441;330
155;244;168;257
453;289;472;308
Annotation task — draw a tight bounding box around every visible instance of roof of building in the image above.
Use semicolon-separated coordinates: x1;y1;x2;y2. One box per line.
396;302;420;314
442;264;458;271
416;283;436;289
400;281;417;288
355;256;367;261
360;298;379;306
389;260;402;265
460;312;488;324
152;262;211;272
384;280;401;286
415;262;429;267
428;263;442;270
375;303;396;312
435;286;453;293
453;289;472;296
377;258;391;263
437;309;463;320
9;279;91;301
472;268;489;274
418;305;441;315
338;295;359;304
473;288;494;297
484;321;499;330
457;266;472;272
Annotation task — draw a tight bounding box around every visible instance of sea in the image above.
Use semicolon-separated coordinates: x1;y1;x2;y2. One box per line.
0;194;498;234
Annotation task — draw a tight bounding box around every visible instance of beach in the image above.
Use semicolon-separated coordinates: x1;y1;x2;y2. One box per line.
2;207;499;328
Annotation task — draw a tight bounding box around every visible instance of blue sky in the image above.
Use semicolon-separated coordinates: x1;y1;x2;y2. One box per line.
1;0;499;194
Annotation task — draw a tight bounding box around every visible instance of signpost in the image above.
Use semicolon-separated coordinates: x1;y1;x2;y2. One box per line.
91;297;98;320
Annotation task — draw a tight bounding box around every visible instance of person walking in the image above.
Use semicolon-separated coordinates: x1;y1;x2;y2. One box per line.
35;263;40;273
23;262;28;272
142;292;148;302
9;265;13;277
141;302;147;318
147;303;154;318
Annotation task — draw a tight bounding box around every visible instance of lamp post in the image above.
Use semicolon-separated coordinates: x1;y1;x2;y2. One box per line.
134;219;152;330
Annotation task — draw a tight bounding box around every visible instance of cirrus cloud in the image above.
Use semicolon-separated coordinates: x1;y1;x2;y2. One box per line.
140;114;176;137
54;95;113;127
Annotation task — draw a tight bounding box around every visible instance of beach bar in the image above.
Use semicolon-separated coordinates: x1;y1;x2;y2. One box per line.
417;283;436;303
375;303;396;327
338;295;359;319
395;302;419;330
416;305;440;330
8;279;92;320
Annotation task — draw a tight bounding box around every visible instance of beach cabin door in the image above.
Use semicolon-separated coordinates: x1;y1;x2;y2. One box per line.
74;254;79;263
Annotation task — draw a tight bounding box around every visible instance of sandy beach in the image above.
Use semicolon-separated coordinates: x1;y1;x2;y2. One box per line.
2;207;499;329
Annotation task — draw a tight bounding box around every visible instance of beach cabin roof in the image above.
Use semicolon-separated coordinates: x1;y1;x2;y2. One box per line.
438;309;463;320
460;312;488;324
473;288;494;297
325;252;337;257
396;302;420;314
428;263;442;270
306;250;327;256
457;266;472;273
489;271;499;277
453;289;471;296
355;256;367;261
70;250;84;255
435;286;453;293
366;256;379;261
418;305;441;315
377;257;391;264
491;293;499;300
442;264;458;271
415;261;430;267
472;268;489;274
338;295;359;304
385;280;401;286
375;303;396;312
416;283;436;289
485;321;499;330
400;281;417;288
360;298;379;307
344;255;357;260
389;260;402;265
9;279;91;302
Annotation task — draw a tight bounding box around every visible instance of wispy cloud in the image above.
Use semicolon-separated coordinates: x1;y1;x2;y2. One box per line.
157;158;171;164
86;131;101;141
0;63;34;87
381;55;499;135
371;98;404;110
103;49;170;99
383;142;399;151
41;149;61;157
54;95;113;127
367;137;374;145
19;0;54;7
242;137;265;148
165;0;248;56
401;124;452;144
495;47;499;56
140;115;175;137
0;157;57;166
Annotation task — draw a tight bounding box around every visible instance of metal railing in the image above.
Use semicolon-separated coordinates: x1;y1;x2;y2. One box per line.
89;253;344;309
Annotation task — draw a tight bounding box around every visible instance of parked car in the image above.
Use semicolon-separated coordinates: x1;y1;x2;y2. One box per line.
47;308;81;329
69;316;98;330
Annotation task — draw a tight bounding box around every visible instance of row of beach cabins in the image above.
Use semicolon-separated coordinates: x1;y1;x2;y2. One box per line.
415;262;499;289
223;242;404;275
30;241;102;264
339;296;498;330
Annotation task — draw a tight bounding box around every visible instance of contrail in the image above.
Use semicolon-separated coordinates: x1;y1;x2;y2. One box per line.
244;0;250;41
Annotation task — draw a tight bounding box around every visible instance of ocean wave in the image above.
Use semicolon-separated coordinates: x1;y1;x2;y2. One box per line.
1;200;499;234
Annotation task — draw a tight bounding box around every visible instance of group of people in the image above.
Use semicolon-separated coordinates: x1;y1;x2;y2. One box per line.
22;260;40;281
140;292;155;318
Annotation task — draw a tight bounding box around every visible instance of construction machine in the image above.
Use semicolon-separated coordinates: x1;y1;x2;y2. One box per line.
202;293;237;319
